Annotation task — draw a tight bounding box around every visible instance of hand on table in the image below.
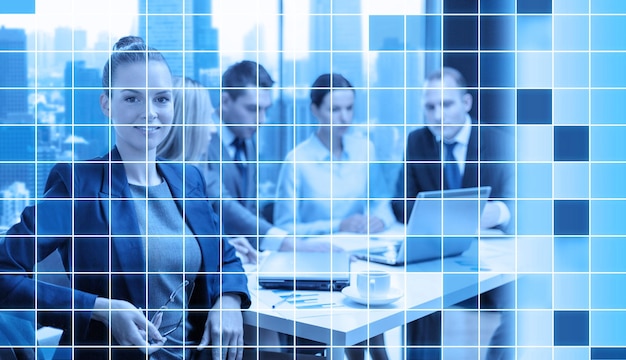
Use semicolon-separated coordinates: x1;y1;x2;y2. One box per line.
228;237;258;264
340;214;385;234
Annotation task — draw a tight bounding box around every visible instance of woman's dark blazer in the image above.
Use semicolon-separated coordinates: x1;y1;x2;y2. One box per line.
0;147;250;351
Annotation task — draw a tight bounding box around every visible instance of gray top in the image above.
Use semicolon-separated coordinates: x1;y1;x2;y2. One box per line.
130;181;202;360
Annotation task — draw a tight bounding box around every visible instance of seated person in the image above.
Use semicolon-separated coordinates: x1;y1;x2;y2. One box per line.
274;73;393;360
0;36;250;360
394;67;515;360
274;73;396;237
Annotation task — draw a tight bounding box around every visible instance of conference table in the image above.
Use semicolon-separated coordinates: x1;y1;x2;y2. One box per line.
243;233;517;359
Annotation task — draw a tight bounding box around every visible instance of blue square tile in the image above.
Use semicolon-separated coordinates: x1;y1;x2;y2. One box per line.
480;90;515;124
592;16;626;50
517;90;552;124
517;200;552;235
592;0;626;14
481;0;515;13
554;237;589;273
591;348;626;359
592;53;626;88
591;126;626;161
517;52;553;87
480;53;515;87
480;16;515;50
591;274;626;310
518;275;552;309
518;310;553;346
517;163;552;198
554;274;589;309
554;126;589;161
518;0;552;13
444;0;478;13
554;89;589;125
592;163;626;199
592;90;626;124
591;311;626;346
518;16;553;50
555;16;589;50
407;16;441;51
555;311;589;346
554;0;588;13
444;16;478;50
591;237;626;272
592;200;626;235
554;200;590;236
369;16;404;51
517;236;553;272
555;52;589;87
518;125;553;161
443;52;478;87
554;163;589;199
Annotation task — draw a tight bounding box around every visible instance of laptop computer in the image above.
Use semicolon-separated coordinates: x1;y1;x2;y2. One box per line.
257;252;351;291
354;186;491;266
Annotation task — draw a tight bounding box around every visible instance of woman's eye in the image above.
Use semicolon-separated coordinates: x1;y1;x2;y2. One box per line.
156;97;170;104
125;97;139;103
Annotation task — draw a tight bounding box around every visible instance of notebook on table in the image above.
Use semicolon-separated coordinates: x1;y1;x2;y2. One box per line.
257;251;351;291
353;186;491;266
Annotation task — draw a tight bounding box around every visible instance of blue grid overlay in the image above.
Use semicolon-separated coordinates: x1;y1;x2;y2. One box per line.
0;0;624;359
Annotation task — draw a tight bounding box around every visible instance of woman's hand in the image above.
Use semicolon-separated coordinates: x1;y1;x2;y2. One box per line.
197;294;244;360
92;297;165;354
228;237;258;264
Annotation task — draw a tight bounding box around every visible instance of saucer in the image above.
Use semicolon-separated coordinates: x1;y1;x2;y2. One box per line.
341;286;403;306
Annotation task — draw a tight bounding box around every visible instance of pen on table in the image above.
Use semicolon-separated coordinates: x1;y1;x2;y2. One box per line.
272;293;295;308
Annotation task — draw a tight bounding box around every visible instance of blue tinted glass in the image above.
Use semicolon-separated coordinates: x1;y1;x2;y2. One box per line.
518;275;552;309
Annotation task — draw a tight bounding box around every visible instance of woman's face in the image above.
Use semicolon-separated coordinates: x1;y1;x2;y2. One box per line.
100;60;173;157
313;89;355;138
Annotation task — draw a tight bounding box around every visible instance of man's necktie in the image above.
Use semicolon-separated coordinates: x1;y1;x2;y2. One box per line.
232;137;248;197
443;141;462;190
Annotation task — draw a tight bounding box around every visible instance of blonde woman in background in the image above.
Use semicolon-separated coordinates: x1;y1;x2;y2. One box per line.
158;76;258;264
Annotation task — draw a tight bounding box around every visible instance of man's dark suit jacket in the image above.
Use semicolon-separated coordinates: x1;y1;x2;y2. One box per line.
0;147;250;359
392;125;515;234
206;134;273;248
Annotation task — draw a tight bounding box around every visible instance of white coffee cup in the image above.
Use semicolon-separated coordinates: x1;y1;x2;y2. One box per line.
356;270;391;299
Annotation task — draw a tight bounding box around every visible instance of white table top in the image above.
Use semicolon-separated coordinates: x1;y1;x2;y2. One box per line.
243;236;517;346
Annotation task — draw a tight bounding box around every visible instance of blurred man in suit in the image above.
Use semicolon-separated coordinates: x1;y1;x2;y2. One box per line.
394;67;515;360
208;60;333;252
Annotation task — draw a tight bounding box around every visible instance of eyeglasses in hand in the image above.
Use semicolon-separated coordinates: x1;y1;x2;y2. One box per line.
150;279;195;337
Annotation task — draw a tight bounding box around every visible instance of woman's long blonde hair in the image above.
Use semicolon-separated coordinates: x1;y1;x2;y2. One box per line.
158;77;215;161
